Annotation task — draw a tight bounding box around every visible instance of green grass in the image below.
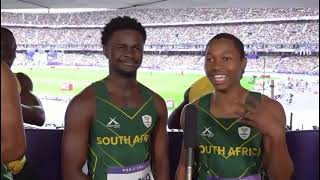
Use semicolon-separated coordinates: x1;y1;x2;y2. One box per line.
11;67;258;110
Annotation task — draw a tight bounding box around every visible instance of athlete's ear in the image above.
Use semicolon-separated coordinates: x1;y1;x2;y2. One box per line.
103;46;110;59
240;57;247;74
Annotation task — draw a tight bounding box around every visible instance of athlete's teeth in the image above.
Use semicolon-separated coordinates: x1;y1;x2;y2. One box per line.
214;75;226;78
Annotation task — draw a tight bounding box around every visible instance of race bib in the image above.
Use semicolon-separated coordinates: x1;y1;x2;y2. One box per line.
208;174;261;180
107;161;154;180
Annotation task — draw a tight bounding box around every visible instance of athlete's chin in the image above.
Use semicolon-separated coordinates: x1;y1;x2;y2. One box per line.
213;84;229;92
215;88;228;93
118;70;137;77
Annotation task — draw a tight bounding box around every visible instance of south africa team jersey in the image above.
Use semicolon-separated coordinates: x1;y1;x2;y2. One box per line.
195;92;266;180
87;80;157;180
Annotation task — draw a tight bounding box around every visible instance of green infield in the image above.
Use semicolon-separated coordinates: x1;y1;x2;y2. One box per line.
11;67;258;110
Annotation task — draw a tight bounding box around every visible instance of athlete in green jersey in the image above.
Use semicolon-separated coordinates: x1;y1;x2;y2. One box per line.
62;16;169;180
176;33;294;180
195;92;265;179
87;80;160;179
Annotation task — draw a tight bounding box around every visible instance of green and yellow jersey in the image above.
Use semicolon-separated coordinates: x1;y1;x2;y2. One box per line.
88;80;158;180
195;92;266;180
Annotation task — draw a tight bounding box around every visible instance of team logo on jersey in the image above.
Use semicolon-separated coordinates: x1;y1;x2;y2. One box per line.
201;127;214;138
106;117;120;129
238;126;251;140
142;115;152;128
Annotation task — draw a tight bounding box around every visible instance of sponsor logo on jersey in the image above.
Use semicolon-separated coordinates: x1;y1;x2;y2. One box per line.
142;115;152;128
238;126;251;140
201;127;214;138
106;117;120;129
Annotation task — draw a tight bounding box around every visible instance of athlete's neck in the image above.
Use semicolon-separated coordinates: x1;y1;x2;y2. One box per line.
106;75;138;90
213;86;248;107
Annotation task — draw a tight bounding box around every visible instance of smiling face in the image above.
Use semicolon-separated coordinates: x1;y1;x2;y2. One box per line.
205;37;247;92
103;29;144;77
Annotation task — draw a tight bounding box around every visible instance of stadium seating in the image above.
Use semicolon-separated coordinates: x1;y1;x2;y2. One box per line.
2;8;318;75
1;8;318;25
5;22;318;46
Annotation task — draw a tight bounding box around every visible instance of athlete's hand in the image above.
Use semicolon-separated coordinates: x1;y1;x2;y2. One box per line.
234;94;284;138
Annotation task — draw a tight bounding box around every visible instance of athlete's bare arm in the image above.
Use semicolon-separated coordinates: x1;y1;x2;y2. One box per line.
16;72;45;126
261;97;294;180
1;62;26;163
240;95;294;180
62;86;95;180
175;105;188;180
151;93;170;180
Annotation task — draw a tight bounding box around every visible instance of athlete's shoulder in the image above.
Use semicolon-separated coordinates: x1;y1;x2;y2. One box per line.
138;82;167;115
137;82;153;92
65;84;96;122
1;61;12;78
150;91;166;108
71;83;96;106
137;82;161;99
91;79;105;87
258;94;286;127
15;72;32;91
1;62;17;90
261;94;284;111
15;72;30;80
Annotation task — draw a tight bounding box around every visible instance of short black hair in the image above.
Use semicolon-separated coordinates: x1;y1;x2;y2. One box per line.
1;27;14;46
206;33;245;59
101;16;146;46
1;27;13;36
1;27;16;66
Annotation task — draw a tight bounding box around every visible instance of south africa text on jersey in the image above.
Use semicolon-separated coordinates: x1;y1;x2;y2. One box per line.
96;135;150;146
199;145;261;158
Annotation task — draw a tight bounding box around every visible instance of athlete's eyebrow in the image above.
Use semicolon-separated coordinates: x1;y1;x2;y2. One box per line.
114;43;127;46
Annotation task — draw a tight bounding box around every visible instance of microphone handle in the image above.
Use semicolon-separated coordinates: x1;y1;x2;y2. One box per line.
186;165;192;180
186;148;194;180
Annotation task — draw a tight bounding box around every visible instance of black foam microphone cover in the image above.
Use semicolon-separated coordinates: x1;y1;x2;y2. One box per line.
184;104;198;149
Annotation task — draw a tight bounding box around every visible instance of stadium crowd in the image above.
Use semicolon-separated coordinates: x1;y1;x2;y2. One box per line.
5;22;318;47
3;8;318;75
1;8;318;25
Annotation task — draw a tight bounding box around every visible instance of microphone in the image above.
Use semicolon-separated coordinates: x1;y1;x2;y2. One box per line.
183;104;198;180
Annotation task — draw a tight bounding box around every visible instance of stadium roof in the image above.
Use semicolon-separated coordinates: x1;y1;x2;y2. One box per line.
1;0;319;10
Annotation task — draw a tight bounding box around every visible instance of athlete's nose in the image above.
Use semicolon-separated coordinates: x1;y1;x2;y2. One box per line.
123;47;135;58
